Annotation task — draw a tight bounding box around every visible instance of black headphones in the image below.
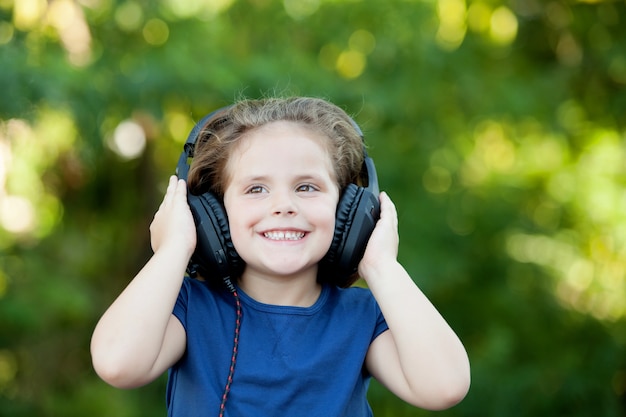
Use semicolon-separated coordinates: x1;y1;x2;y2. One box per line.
176;106;380;290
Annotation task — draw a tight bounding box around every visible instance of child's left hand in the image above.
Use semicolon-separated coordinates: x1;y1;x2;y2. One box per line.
358;192;399;281
149;175;197;257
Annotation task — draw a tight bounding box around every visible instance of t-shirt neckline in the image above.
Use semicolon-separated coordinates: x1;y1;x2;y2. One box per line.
236;284;331;315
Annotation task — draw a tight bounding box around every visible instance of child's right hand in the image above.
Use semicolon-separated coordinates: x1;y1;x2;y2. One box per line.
149;175;197;257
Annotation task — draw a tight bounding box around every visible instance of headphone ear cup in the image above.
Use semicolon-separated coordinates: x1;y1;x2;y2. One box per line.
324;184;361;272
323;184;380;284
188;192;243;282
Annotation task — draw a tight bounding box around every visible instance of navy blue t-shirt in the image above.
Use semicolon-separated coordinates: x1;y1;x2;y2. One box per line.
166;277;388;417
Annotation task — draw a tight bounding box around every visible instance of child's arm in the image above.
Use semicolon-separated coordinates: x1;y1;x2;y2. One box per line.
361;192;471;410
90;176;195;388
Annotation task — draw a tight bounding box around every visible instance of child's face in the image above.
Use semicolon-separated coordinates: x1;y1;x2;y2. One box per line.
223;121;340;280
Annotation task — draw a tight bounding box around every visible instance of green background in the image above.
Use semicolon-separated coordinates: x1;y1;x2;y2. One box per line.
1;0;625;415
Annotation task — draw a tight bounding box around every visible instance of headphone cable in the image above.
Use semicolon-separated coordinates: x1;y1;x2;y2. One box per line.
219;280;242;417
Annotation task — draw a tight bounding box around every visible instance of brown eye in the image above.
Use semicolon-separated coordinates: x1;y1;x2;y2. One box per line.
296;184;317;192
247;185;267;194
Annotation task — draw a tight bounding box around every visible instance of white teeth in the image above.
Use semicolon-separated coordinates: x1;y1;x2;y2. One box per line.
263;231;305;241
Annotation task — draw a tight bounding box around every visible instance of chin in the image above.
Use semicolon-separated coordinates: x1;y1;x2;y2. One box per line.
259;262;320;279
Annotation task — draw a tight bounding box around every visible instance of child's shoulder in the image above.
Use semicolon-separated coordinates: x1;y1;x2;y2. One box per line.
179;275;234;305
335;283;374;297
331;284;380;309
330;284;387;334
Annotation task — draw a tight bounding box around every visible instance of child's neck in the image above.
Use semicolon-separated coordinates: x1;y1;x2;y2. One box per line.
238;270;322;307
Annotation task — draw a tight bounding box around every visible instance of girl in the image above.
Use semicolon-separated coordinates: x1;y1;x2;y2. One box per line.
91;97;470;416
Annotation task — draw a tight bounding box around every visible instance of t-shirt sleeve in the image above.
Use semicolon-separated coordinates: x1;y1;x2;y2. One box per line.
372;300;389;340
172;277;191;331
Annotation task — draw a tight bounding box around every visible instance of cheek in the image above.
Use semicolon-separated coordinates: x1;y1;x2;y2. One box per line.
223;197;246;245
225;212;254;257
225;203;249;223
320;195;340;245
320;209;338;254
309;201;338;236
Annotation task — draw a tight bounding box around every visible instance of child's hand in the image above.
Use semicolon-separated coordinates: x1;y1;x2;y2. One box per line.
358;192;399;281
149;175;197;256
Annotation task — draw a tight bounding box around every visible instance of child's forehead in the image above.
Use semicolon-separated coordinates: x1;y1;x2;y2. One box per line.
224;121;338;180
235;120;333;153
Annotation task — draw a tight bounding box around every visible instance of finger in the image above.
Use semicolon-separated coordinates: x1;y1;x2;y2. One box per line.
379;192;399;232
174;179;188;201
379;191;396;215
162;175;178;207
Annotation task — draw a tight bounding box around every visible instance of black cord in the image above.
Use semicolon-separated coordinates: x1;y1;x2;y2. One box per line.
218;280;242;417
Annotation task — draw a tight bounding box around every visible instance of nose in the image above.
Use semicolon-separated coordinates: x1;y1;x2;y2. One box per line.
271;190;297;216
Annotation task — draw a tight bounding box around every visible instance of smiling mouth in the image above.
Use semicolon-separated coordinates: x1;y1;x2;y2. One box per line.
263;231;306;241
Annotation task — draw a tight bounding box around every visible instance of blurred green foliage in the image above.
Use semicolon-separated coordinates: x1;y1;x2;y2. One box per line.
1;0;625;415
